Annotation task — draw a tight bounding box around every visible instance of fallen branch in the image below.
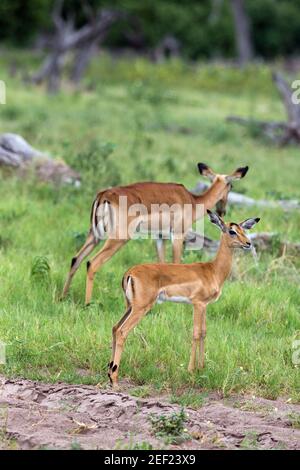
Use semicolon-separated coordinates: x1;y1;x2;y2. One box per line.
227;72;300;145
226;116;286;143
191;182;300;211
0;133;80;186
185;230;300;256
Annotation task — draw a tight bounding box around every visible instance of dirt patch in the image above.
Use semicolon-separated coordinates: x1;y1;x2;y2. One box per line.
0;376;299;450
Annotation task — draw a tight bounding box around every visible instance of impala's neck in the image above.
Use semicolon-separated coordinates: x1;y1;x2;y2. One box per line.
191;179;225;217
212;234;234;286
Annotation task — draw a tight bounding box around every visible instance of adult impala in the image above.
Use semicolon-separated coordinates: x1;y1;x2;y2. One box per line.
108;210;260;387
61;163;249;304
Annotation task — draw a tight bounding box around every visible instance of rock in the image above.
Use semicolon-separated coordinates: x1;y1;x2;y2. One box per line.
0;133;80;186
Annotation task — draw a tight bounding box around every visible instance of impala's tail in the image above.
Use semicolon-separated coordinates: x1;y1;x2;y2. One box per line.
123;275;134;303
91;192;112;240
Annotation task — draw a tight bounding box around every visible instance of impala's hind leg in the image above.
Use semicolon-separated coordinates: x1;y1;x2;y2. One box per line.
61;230;98;299
85;239;127;305
108;301;155;388
108;304;132;377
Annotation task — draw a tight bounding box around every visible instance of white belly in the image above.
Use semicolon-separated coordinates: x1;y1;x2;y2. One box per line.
156;292;192;304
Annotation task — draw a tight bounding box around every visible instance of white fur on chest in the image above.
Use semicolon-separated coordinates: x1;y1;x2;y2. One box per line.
212;289;222;303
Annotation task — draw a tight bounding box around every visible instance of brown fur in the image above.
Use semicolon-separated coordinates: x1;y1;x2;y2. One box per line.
61;164;248;304
108;213;259;387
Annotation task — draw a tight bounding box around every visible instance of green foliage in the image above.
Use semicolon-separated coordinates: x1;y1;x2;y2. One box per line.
30;256;51;282
249;0;300;57
240;431;259;450
115;438;154;450
0;0;52;44
288;412;300;429
71;231;87;250
72;139;120;195
1;1;300;59
150;408;189;444
70;440;83;450
130;441;154;450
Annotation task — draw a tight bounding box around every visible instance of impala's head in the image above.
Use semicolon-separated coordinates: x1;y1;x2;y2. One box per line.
198;163;249;217
207;210;260;251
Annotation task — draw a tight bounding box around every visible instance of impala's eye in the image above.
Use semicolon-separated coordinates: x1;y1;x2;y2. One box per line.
229;229;237;236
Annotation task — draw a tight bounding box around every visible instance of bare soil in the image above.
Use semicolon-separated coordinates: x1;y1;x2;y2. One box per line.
0;375;299;450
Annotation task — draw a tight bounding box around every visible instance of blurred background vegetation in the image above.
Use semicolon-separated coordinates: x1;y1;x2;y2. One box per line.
1;0;300;60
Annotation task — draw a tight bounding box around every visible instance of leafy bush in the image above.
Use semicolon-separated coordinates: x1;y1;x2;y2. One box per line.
30;256;51;282
150;408;189;444
73;139;120;194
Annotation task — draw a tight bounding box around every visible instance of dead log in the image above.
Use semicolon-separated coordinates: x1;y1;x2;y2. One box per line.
0;133;80;186
185;230;300;256
226;116;287;143
227;72;300;145
185;231;219;253
192;182;300;211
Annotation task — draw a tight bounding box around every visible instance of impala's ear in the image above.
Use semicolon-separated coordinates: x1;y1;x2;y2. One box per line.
198;163;216;182
207;210;226;232
240;217;260;230
226;166;249;183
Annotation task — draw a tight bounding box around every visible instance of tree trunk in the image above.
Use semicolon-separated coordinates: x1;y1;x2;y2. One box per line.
31;2;121;92
230;0;253;65
70;41;98;85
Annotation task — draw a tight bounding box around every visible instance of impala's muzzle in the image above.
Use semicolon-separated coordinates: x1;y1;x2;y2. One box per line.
242;242;252;251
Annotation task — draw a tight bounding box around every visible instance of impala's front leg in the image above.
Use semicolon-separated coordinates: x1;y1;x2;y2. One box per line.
156;238;167;263
198;305;207;369
86;239;127;305
188;303;201;373
188;302;205;372
172;237;183;263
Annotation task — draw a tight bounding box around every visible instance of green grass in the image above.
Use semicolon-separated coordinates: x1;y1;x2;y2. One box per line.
0;52;299;401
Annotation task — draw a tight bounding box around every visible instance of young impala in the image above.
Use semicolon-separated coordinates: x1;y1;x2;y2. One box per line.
61;163;249;305
108;210;260;387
